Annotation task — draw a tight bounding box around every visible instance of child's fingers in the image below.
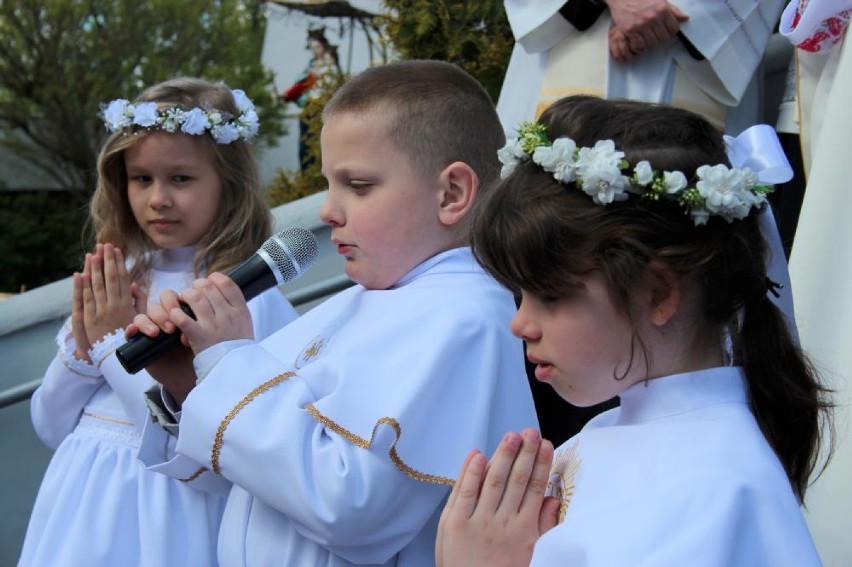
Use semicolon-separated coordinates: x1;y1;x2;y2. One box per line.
127;314;157;339
102;243;119;298
518;436;553;517
81;271;96;323
444;449;482;514
477;431;522;514
135;292;179;335
187;274;253;338
208;272;247;308
131;282;148;316
102;243;128;300
437;449;485;567
89;244;106;307
446;450;487;520
72;273;84;325
497;428;544;516
539;495;561;535
71;273;91;356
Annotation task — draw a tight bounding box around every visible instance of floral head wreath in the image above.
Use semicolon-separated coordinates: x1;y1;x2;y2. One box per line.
498;121;776;226
100;89;259;145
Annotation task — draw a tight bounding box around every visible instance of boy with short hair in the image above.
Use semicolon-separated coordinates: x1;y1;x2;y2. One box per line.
134;59;538;567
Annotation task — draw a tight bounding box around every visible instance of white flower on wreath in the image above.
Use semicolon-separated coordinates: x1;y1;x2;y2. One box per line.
580;165;630;205
498;138;527;178
576;140;624;173
534;137;578;183
690;208;710;226
633;160;654;186
208;110;224;126
212;123;240;144
103;99;132;130
232;89;254;113
696;164;754;221
160;109;183;133
181;107;209;136
132;102;159;128
663;170;688;194
239;109;260;138
575;140;629;204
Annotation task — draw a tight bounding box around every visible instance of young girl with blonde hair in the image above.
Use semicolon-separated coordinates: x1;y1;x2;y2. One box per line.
20;76;298;566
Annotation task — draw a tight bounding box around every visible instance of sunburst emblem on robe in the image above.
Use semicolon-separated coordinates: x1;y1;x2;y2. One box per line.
546;440;581;524
294;336;329;369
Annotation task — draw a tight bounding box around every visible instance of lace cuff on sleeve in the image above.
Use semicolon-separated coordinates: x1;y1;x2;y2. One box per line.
87;328;126;369
56;318;101;378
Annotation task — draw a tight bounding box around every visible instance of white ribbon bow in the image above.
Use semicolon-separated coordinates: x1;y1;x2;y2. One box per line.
724;124;794;185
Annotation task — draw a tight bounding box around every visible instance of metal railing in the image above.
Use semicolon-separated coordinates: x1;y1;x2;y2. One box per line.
0;272;354;410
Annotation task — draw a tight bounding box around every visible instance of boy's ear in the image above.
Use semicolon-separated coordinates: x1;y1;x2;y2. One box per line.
645;261;681;327
437;161;478;227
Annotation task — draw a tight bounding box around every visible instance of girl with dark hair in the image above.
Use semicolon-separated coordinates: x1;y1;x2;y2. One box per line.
436;95;833;567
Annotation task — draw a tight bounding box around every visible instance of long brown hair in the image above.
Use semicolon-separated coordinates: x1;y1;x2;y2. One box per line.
472;95;833;502
90;76;272;288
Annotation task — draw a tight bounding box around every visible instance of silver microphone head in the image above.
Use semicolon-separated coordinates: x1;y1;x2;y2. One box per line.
261;227;319;284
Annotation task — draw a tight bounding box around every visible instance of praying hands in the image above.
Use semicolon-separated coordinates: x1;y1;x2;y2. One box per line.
606;0;689;63
436;428;560;567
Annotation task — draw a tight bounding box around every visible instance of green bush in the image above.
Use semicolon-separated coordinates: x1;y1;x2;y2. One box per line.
266;0;513;208
0;191;90;293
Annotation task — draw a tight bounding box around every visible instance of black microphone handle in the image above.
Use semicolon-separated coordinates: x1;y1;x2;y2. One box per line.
114;302;196;374
116;255;280;374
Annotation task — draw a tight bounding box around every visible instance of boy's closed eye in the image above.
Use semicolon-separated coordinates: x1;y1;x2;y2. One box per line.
347;179;372;191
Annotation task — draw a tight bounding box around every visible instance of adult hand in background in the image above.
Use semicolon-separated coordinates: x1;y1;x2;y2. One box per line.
606;0;689;63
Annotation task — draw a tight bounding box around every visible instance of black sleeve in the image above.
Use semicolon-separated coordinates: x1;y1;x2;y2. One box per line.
558;0;607;31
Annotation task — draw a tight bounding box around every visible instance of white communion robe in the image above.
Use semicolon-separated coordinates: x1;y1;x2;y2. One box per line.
139;247;539;567
19;247;298;567
532;367;821;566
498;0;785;134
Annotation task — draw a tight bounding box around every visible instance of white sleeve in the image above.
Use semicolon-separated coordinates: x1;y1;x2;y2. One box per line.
30;319;104;449
175;343;449;564
134;286;299;494
672;0;787;105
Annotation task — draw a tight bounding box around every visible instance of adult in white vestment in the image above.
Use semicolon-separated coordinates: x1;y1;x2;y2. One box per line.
781;1;852;563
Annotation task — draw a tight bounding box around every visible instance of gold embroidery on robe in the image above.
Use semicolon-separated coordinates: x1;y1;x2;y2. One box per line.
305;404;455;487
81;411;134;427
295;336;329;369
212;371;296;474
547;440;581;524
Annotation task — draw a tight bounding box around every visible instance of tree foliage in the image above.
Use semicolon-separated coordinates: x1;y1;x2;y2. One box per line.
267;71;347;206
379;0;514;102
0;0;286;193
266;0;514;206
0;191;89;292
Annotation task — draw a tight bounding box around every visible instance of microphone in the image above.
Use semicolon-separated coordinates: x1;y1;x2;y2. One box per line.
116;227;319;374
